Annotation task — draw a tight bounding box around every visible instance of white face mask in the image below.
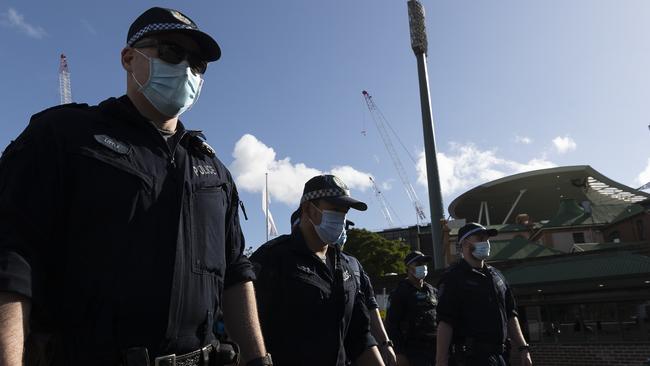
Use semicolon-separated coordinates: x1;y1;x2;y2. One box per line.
472;241;491;260
414;265;428;279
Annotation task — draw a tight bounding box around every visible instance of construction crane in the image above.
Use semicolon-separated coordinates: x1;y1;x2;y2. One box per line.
362;90;427;224
59;54;72;105
369;176;397;227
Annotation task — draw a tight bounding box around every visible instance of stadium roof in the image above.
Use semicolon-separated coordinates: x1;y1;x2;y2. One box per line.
488;236;562;261
502;251;650;286
448;165;650;224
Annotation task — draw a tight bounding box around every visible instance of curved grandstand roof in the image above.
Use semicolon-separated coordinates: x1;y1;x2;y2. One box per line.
448;165;650;224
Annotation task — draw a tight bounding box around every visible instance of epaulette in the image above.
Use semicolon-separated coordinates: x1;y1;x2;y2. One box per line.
187;131;216;158
30;102;90;120
261;234;291;249
249;234;291;264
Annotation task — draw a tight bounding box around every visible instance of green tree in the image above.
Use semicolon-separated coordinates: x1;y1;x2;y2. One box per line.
344;228;410;278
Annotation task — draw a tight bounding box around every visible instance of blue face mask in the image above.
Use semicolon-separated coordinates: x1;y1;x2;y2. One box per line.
132;49;203;117
472;241;491;260
414;265;428;279
333;229;347;249
309;203;346;244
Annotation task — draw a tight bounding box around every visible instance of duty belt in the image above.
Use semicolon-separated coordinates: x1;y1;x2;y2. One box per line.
154;344;213;366
123;341;239;366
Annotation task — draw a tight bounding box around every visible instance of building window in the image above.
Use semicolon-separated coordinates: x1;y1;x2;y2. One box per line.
572;232;586;243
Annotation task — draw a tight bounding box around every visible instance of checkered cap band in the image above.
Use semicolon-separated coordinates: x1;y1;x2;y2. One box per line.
300;188;350;203
127;23;197;46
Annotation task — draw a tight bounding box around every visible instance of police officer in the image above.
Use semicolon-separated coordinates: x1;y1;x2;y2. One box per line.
385;251;438;366
289;210;397;366
435;223;532;366
0;7;272;366
251;175;385;366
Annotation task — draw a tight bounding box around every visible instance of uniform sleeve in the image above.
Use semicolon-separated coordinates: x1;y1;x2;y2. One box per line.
223;182;256;289
385;286;407;353
0;117;60;298
358;262;378;310
436;273;461;327
505;284;518;318
345;293;377;362
249;246;278;348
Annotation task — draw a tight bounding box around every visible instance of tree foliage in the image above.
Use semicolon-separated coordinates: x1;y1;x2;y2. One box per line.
344;228;410;278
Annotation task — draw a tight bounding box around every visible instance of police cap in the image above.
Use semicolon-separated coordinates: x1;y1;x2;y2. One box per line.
458;222;498;244
300;175;367;211
404;251;432;266
127;7;221;61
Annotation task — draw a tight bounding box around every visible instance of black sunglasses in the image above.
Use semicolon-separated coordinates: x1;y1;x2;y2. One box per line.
133;39;207;75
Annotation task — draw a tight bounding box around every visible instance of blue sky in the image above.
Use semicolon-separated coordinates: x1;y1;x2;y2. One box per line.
1;1;649;249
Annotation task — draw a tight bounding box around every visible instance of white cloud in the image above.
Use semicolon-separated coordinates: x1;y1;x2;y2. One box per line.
0;8;46;39
636;158;650;188
552;135;577;154
515;135;532;144
416;143;556;197
230;134;373;206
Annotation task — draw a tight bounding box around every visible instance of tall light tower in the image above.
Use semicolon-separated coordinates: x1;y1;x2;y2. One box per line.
59;54;72;105
407;0;445;270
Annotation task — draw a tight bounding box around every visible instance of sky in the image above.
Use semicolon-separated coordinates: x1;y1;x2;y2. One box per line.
1;0;649;250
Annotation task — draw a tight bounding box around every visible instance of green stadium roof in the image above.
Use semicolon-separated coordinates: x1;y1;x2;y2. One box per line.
502;251;650;286
488;237;562;261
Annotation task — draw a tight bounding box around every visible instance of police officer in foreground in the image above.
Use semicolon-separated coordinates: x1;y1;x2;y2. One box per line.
0;7;271;366
435;223;532;366
251;175;385;366
385;251;438;366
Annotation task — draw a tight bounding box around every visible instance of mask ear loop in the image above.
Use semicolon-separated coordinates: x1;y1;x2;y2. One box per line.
130;48;152;90
307;201;322;227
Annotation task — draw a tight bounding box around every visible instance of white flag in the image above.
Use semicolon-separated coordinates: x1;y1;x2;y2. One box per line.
262;185;279;237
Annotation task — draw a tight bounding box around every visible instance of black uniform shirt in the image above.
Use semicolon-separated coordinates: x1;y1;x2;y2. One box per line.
250;229;377;366
385;278;438;353
0;96;255;364
436;259;517;346
343;253;379;311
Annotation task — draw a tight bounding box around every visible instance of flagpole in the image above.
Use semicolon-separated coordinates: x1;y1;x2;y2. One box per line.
265;172;269;243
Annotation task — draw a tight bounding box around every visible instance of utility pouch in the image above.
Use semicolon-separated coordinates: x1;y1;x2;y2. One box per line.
210;340;240;366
